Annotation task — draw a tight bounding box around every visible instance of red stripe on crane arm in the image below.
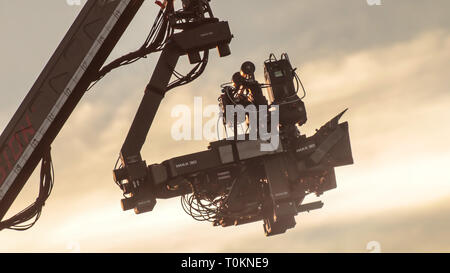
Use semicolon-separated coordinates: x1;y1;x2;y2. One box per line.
0;0;132;201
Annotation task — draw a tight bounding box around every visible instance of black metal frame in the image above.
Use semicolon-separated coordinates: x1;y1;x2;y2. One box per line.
0;0;145;221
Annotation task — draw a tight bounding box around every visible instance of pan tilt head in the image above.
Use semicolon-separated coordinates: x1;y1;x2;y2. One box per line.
113;158;157;214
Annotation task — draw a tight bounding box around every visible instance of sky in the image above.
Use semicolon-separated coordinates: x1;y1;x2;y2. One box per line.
0;0;450;252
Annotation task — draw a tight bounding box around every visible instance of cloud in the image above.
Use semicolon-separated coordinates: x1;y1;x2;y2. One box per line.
296;30;450;216
1;1;450;252
212;0;450;63
3;191;450;253
2;28;449;252
218;195;450;253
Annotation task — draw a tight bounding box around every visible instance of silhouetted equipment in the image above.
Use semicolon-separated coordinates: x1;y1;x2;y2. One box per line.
114;54;354;236
0;0;147;230
0;0;353;237
264;54;308;126
0;0;233;231
115;0;233;215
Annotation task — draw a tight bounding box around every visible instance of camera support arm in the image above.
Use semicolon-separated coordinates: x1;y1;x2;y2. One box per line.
0;0;146;223
114;44;181;214
122;110;353;235
114;18;233;213
120;43;180;165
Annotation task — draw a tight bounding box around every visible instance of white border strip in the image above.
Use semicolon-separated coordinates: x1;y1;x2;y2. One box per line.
0;0;132;200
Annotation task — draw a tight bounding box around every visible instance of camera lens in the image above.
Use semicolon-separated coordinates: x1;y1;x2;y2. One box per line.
232;72;245;87
217;43;231;57
240;61;256;76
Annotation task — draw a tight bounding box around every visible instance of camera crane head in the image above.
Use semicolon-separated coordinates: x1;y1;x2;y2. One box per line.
0;0;352;236
117;53;354;236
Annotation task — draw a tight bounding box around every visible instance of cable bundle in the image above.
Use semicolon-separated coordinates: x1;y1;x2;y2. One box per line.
89;0;211;92
181;182;227;222
88;4;175;90
0;148;54;231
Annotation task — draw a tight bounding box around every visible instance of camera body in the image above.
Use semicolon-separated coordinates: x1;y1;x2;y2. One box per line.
264;56;307;126
219;54;307;133
116;54;354;236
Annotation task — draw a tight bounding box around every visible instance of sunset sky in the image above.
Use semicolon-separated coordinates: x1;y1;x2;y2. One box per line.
1;0;450;252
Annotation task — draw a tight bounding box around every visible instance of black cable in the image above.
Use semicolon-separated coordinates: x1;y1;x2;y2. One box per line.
282;52;307;99
87;1;210;95
87;3;175;91
167;50;209;91
0;147;54;231
180;168;246;223
181;180;226;222
266;53;277;63
294;71;307;99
